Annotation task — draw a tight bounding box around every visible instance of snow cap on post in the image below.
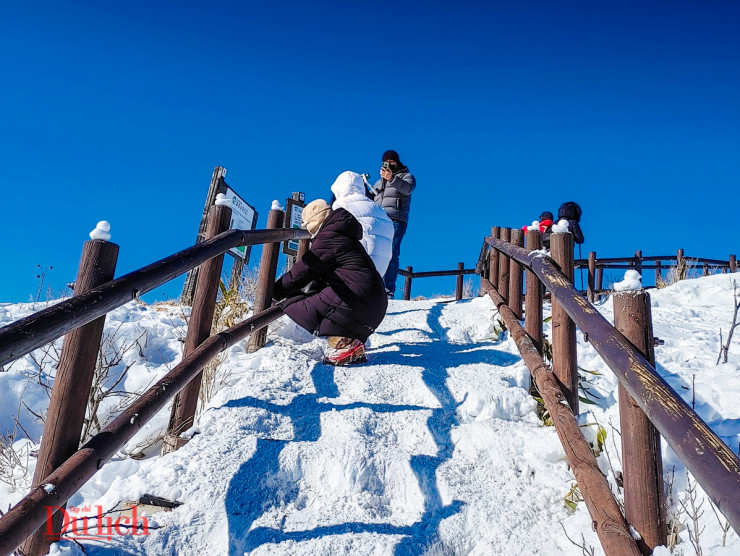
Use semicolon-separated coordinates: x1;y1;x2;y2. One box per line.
89;221;111;241
613;270;642;292
551;219;570;234
271;200;285;211
215;193;232;207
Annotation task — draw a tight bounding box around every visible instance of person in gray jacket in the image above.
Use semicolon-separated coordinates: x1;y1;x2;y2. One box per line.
371;149;416;298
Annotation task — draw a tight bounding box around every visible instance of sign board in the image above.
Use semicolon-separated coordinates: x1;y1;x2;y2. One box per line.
282;197;305;256
224;186;258;260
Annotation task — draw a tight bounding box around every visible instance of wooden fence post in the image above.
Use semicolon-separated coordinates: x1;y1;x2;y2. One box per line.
490;227;500;289
525;230;543;396
634;250;643;277
455;262;464;301
164;204;232;454
587;252;597;303
525;231;543;353
247;208;285;353
297;237;310;260
509;229;524;318
613;291;667;553
655;260;662;285
22;238;119;556
403;266;413;300
730;254;737;273
596;267;603;298
677;248;685;281
703;262;709;276
498;227;511;304
550;232;578;413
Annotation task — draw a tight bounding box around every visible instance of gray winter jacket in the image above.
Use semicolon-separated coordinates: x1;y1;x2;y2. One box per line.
373;169;416;223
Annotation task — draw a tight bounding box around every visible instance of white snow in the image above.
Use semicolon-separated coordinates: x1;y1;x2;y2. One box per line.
215;193;232;207
89;220;111;241
551;219;570;233
613;269;643;291
271;200;284;211
1;274;739;555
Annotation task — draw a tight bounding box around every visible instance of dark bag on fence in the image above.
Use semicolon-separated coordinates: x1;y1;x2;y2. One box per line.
558;201;585;245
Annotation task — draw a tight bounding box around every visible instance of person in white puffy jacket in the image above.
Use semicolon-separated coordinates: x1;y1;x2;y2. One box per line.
330;171;394;276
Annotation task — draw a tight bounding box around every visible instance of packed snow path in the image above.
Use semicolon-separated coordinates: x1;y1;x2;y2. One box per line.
80;297;593;555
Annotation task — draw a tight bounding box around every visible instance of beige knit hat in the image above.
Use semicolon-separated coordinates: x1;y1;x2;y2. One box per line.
301;199;332;235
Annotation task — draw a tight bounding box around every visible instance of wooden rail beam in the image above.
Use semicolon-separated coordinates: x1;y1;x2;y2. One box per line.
0;306;284;556
0;227;311;367
481;278;640;556
484;236;740;534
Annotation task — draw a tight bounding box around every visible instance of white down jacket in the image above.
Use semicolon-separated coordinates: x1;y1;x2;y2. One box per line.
330;171;394;276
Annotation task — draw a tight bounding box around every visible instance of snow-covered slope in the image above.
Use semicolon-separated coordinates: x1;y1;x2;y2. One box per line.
1;274;739;555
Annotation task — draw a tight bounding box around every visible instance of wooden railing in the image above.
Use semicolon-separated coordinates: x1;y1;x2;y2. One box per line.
576;250;737;302
482;227;740;555
0;203;310;556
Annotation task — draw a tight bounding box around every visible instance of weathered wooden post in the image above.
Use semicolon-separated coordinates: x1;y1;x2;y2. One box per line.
297;237;310;260
247;207;285;353
508;229;524;318
525;230;543;396
596;267;603;300
703;262;709;276
730;254;737;273
498;227;511;303
634;250;643;277
550;232;578;413
164;203;232;453
655;260;662;285
22;234;119;556
587;251;597;303
455;262;465;301
182;166;227;305
525;230;543;353
490;227;500;289
676;248;685;281
403;266;413;300
613;291;667;553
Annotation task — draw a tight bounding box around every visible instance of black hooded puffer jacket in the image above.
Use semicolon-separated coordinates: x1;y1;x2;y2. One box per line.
273;208;388;342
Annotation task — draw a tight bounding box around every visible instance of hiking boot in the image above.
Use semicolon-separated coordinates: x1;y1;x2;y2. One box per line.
325;337;367;365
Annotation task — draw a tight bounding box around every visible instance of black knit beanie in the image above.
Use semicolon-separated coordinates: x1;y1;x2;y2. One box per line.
382;150;401;163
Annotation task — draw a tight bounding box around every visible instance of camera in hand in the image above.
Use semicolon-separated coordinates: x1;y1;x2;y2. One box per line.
382;161;391;169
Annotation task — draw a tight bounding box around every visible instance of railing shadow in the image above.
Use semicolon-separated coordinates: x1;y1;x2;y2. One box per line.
223;301;516;554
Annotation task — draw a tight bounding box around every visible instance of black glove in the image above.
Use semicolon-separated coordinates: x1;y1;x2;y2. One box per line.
272;278;286;301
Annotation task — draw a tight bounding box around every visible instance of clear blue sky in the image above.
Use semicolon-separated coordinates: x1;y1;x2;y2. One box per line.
1;1;738;303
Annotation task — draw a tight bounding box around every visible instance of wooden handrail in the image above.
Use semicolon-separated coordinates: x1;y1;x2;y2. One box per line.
485;236;740;534
0;305;284;555
0;227;310;367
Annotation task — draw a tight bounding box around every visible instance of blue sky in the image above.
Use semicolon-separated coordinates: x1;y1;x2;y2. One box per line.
1;1;738;303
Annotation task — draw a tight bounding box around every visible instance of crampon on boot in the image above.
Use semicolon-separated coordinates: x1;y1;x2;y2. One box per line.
324;337;367;366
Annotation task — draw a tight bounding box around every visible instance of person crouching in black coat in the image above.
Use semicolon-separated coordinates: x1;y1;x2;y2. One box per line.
272;199;388;365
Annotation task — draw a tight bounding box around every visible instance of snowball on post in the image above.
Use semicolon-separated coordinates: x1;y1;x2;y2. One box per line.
89;220;111;241
613;270;642;292
215;193;232;207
